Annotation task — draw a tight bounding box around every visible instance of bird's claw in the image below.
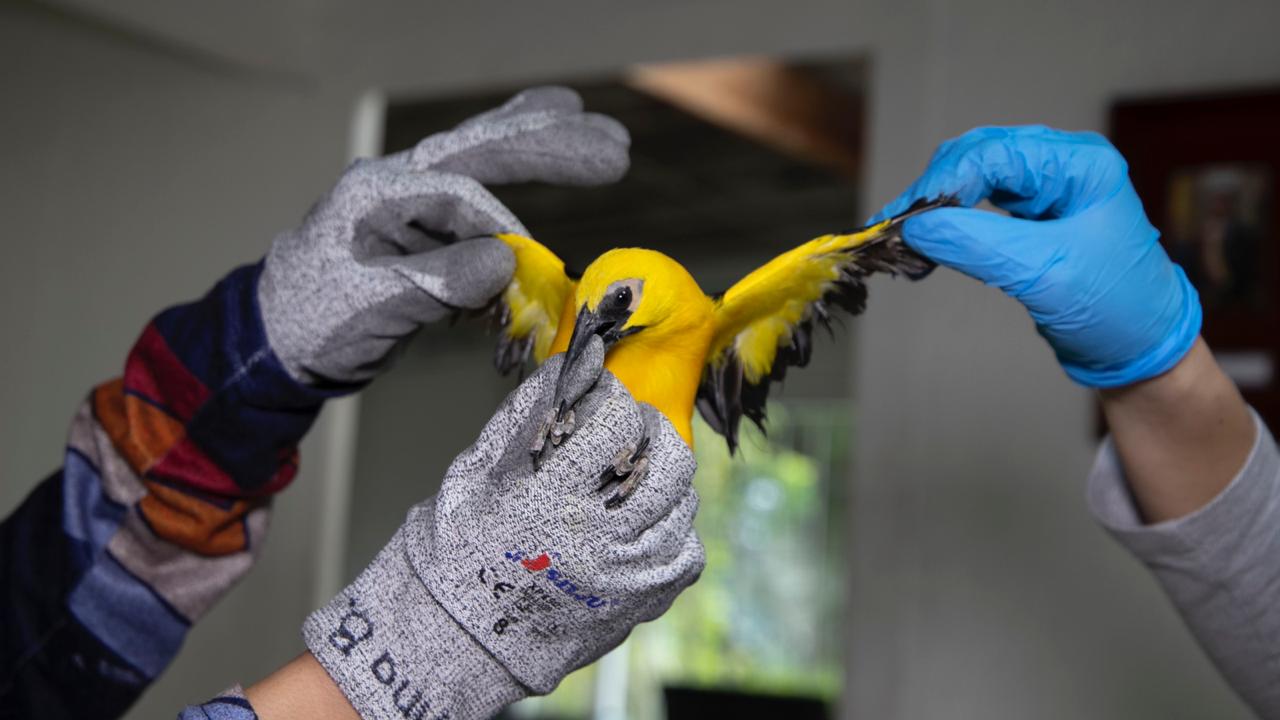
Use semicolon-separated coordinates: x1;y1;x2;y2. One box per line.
531;399;580;469
530;412;553;458
601;456;648;509
551;404;576;445
597;406;659;509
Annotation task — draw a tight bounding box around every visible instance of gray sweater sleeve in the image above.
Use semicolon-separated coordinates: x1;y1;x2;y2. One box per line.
1087;409;1280;718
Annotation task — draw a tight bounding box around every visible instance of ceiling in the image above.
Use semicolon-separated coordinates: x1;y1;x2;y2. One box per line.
23;0;877;93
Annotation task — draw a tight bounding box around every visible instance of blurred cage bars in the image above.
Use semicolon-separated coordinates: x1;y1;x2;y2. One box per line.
360;55;867;720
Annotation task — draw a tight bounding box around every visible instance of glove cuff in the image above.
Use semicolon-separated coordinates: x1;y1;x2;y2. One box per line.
1060;264;1203;388
303;517;526;720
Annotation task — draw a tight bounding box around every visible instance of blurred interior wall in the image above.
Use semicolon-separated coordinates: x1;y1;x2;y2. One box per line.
0;6;354;715
3;0;1280;718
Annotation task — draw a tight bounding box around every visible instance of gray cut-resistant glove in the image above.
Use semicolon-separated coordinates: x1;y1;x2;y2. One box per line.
259;86;630;385
302;340;704;720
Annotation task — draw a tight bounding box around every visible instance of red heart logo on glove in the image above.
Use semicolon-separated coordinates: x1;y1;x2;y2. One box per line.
521;553;551;572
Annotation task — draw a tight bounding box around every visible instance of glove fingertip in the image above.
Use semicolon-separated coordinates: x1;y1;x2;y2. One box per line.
460;86;584;131
591;140;631;184
514;85;584;113
582;111;631;148
453;237;516;305
898;208;990;257
898;215;937;258
393;236;515;311
545;129;631;186
685;532;708;578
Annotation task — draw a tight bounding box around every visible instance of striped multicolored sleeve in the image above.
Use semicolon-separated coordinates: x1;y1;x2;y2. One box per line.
0;262;344;719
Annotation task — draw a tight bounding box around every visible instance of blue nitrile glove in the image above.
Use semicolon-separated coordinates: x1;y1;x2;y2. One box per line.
871;125;1201;388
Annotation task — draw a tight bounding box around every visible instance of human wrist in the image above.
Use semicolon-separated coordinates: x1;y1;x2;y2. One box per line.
1099;337;1256;522
1099;335;1221;413
245;654;361;720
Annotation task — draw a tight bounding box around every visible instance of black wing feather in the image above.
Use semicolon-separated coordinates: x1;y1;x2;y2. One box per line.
487;299;534;376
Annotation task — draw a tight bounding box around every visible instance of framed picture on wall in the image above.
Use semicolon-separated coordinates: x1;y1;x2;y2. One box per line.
1111;88;1280;427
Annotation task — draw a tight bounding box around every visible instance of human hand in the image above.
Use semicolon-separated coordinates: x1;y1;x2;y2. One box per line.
259;86;630;385
871;125;1201;387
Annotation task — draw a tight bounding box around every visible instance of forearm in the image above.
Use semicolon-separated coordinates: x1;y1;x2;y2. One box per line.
243;653;359;720
1099;337;1254;523
182;654;360;720
0;263;330;718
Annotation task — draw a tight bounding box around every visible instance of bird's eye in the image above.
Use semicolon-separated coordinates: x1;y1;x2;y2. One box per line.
613;287;632;309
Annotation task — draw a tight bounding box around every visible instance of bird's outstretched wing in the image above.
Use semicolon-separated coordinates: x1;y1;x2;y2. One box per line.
698;197;951;451
490;233;576;374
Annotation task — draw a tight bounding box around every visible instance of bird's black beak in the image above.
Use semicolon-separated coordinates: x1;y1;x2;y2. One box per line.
543;304;634;430
532;292;645;469
563;304;634;372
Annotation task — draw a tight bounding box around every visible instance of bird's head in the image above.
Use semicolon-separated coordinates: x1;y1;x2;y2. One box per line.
562;248;707;367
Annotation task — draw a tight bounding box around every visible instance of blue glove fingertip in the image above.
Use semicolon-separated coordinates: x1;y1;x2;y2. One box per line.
898;212;937;253
899;207;983;260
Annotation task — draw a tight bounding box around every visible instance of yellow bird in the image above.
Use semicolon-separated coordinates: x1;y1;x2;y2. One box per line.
489;198;948;505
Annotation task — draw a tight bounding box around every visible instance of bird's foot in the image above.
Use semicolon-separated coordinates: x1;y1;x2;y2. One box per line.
597;404;661;509
531;337;605;470
531;401;578;469
551;404;576;445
